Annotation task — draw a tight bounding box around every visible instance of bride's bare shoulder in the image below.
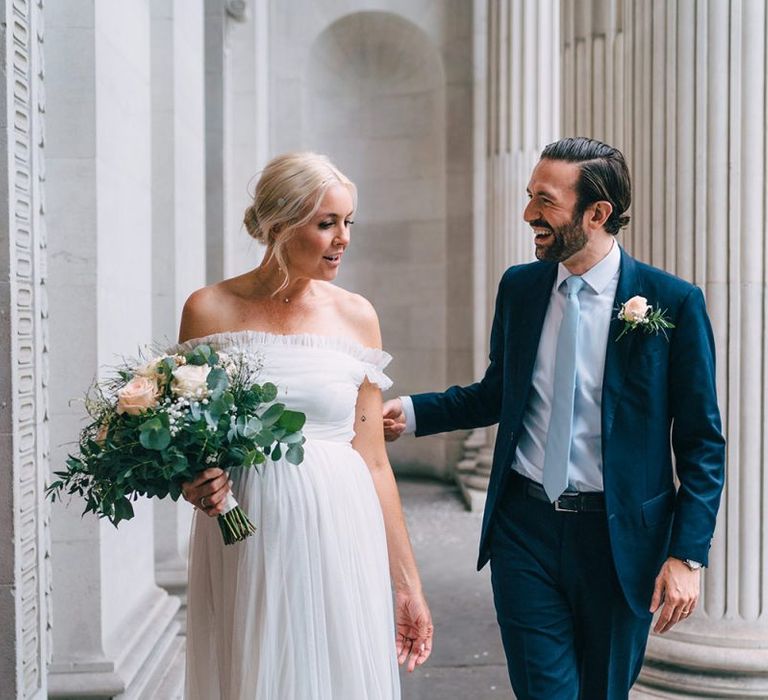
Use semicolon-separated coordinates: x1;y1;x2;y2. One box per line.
327;285;382;349
178;275;250;342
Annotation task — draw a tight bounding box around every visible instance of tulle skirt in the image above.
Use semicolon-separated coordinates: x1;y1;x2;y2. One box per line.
184;439;400;700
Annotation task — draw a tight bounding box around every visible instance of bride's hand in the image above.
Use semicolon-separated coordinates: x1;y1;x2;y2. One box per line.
394;589;433;672
181;467;231;517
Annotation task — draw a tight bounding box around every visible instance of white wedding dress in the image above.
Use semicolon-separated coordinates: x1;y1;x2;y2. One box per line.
177;331;400;700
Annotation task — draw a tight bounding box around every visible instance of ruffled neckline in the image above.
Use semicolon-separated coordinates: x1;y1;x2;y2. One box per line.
172;330;393;370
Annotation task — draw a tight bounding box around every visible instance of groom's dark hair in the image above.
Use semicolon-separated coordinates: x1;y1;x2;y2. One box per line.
541;137;631;235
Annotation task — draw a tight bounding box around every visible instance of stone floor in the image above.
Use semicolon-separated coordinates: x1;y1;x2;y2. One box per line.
396;478;511;700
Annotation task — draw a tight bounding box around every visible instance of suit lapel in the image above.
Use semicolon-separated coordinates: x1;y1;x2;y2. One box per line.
514;263;558;396
601;248;641;447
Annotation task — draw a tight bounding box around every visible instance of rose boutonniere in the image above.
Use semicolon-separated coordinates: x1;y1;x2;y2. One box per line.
615;295;674;341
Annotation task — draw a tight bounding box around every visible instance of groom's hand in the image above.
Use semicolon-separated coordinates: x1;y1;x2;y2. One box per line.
650;557;701;633
383;398;406;442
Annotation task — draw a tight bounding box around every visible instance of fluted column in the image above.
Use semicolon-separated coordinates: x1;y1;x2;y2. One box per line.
459;0;559;510
562;0;768;695
0;1;49;697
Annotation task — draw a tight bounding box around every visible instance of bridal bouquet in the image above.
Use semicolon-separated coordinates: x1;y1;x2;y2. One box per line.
47;343;306;544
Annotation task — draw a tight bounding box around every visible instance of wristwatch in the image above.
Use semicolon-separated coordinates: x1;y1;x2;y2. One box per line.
680;558;702;571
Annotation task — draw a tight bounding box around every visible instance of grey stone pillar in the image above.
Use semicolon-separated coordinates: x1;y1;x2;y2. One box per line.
458;0;559;510
0;0;49;697
561;0;768;695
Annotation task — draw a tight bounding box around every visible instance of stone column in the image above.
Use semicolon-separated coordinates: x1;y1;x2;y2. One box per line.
204;0;270;284
150;0;206;621
561;0;768;695
0;0;49;697
458;0;559;511
46;2;182;696
222;0;269;278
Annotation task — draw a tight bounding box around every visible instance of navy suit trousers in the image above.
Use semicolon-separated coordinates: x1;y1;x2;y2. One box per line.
489;472;653;699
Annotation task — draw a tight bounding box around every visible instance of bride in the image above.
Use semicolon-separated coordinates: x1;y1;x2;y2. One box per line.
177;152;433;699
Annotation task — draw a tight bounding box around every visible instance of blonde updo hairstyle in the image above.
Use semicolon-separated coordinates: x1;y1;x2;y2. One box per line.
244;152;356;294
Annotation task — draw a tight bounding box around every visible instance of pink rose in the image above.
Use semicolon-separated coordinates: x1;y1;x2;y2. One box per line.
116;376;159;415
621;295;650;323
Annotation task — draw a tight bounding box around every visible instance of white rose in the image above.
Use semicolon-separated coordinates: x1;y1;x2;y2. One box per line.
621;295;650;323
171;364;211;398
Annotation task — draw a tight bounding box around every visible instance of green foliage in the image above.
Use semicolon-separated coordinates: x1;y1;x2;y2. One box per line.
45;343;307;528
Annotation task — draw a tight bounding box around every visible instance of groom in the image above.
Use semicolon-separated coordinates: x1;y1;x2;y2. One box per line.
383;137;725;698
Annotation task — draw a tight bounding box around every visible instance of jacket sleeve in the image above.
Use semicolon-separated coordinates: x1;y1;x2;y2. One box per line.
667;286;726;566
411;273;507;437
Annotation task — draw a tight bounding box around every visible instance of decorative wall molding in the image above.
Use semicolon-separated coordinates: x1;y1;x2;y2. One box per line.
0;0;49;696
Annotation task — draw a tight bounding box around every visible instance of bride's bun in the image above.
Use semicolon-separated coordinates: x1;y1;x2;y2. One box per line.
243;152;356;246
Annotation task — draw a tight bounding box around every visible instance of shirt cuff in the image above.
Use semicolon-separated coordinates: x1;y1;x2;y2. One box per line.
400;395;417;435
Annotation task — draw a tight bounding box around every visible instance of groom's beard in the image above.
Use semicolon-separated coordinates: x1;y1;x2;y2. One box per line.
532;216;588;263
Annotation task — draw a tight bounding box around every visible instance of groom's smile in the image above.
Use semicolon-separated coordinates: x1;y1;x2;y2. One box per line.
524;159;597;265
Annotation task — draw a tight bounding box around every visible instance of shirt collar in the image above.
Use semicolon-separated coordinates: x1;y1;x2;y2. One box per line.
555;239;621;294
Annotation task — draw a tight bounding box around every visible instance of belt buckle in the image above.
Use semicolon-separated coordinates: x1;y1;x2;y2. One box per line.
554;494;579;513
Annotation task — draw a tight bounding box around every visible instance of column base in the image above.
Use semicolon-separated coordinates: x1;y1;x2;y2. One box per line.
455;434;492;512
457;474;488;512
49;591;182;699
635;625;768;698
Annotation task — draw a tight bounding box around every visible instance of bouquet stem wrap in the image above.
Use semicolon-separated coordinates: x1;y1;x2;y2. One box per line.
217;492;256;544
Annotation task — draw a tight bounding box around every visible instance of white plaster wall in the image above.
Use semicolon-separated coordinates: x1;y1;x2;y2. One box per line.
267;0;474;478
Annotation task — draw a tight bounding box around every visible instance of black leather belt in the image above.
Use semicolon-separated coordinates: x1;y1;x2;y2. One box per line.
512;471;606;512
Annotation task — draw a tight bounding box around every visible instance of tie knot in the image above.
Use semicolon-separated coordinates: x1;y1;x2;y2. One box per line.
564;275;585;297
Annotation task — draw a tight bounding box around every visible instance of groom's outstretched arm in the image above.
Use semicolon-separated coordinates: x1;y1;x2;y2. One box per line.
408;275;508;438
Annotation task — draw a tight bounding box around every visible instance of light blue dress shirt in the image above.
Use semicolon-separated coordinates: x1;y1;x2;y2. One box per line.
514;241;620;492
401;240;621;493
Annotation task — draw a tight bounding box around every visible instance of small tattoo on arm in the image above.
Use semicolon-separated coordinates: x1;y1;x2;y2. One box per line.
361;415;367;422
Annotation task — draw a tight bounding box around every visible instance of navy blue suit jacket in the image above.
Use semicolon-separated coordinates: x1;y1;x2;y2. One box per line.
411;249;725;616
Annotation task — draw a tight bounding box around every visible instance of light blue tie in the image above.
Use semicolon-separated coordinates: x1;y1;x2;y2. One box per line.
542;275;585;502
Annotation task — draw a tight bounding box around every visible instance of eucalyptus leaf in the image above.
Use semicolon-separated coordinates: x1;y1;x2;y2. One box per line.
243;416;262;438
260;382;278;403
187;344;212;366
255;429;275;448
286;444;304;465
282;431;304;445
228;447;246;463
213;393;234;414
206;367;229;396
261;402;285;428
139;426;171;451
277;409;306;433
271;444;282;461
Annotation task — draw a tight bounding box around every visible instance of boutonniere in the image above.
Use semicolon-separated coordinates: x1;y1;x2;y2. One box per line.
615;295;674;341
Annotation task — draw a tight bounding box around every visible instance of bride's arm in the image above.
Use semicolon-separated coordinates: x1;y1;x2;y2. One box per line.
350;299;433;672
353;379;434;672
